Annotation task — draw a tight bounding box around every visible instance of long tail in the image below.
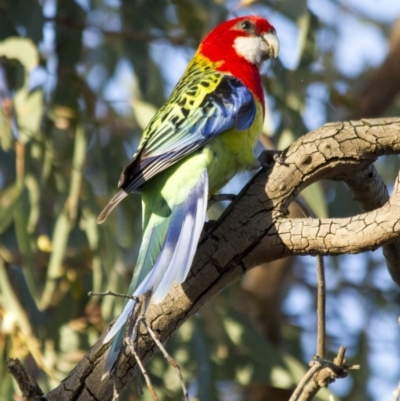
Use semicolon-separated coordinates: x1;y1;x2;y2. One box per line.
102;170;208;377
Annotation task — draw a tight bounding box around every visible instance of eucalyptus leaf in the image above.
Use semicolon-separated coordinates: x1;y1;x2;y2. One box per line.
0;37;39;72
301;182;328;218
0;182;23;233
39;208;71;310
0;108;13;151
132;98;157;131
14;86;44;143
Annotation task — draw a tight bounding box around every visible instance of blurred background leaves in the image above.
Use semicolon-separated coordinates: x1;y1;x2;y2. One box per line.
0;0;400;400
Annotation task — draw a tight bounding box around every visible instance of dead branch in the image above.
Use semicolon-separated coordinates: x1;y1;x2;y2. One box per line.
289;346;354;401
7;358;44;401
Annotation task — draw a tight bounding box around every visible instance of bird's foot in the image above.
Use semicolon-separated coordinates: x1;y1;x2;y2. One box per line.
257;150;286;168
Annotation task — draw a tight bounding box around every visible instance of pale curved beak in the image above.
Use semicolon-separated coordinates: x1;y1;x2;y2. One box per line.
263;32;280;58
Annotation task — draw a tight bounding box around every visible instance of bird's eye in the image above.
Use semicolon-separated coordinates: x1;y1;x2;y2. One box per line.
240;20;253;31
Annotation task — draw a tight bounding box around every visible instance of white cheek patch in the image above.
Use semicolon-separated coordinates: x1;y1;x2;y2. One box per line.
233;36;269;65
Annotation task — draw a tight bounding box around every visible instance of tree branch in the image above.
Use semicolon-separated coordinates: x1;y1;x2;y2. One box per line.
7;358;45;401
33;117;400;400
289;347;350;401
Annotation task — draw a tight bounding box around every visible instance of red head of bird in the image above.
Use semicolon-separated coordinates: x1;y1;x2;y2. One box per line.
199;15;279;108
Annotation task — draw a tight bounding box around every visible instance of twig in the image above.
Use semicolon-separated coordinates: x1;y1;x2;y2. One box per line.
127;317;159;401
136;367;144;396
142;318;190;401
132;301;145;397
122;294;160;400
95;289;154;401
116;292;190;401
288;360;322;401
289;347;354;401
88;290;139;301
294;197;326;358
316;255;326;358
333;345;346;367
7;358;44;401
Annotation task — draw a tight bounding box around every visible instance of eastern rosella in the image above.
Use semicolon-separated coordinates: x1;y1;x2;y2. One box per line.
99;15;279;375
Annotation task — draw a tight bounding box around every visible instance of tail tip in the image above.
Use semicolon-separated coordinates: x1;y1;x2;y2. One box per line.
97;190;130;224
101;371;110;381
97;212;107;224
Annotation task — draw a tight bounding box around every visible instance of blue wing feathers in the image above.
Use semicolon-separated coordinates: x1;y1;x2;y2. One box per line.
235;97;257;131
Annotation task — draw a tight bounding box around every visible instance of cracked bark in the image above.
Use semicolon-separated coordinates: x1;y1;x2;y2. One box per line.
18;117;400;401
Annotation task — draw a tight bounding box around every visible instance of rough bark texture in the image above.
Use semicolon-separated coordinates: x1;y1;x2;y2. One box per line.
21;117;400;400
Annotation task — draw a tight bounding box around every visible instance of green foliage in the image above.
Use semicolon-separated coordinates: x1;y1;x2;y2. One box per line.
0;1;399;401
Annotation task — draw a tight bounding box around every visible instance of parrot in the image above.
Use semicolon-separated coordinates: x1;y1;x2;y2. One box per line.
98;15;279;376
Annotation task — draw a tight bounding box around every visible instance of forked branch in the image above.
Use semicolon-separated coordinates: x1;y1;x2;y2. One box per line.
10;117;400;401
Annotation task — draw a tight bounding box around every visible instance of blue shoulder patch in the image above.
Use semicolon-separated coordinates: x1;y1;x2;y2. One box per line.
202;76;256;136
